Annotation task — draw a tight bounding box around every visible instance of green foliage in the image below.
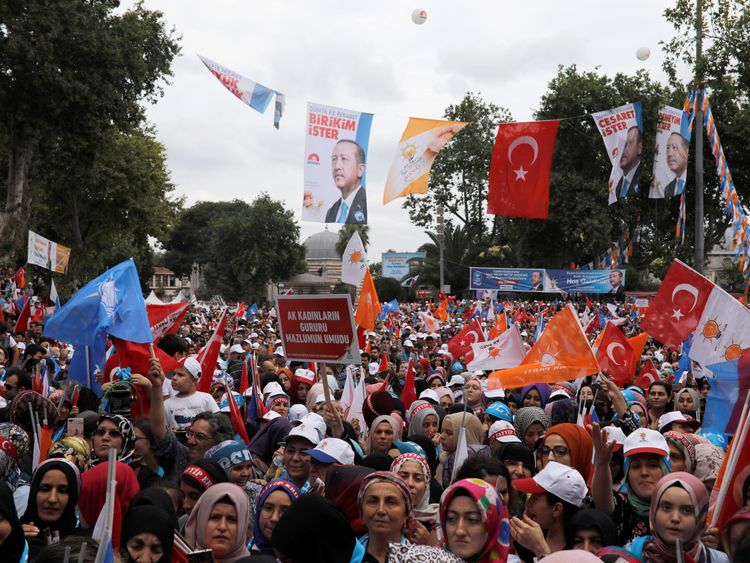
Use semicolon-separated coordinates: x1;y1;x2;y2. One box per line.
335;225;369;258
417;223;492;292
374;276;401;302
164;195;306;302
402;93;513;238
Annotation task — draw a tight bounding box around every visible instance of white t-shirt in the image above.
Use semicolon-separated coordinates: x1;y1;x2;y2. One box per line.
164;391;219;431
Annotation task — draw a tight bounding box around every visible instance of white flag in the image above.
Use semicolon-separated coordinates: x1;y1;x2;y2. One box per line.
451;419;469;483
419;311;440;333
346;368;367;438
341;231;367;286
467;324;525;371
689;286;750;367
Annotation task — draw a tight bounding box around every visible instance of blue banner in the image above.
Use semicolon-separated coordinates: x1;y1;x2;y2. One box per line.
544;269;626;295
470;268;545;292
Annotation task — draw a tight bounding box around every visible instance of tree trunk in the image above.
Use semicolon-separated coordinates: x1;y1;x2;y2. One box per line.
0;130;34;266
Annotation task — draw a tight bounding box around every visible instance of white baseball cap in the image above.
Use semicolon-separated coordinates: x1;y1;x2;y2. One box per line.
448;375;465;387
303;438;355;465
288;404;308;425
262;382;284;397
262;410;281;422
294;368;315;386
229;344;244;354
418;389;439;404
182;356;202;379
249;332;259;338
274;347;285;357
658;411;700;432
368;362;380;375
489;420;521;444
602;425;626;451
404;340;414;348
623;428;669;457
485;386;505;399
285;422;320;446
514;461;587;507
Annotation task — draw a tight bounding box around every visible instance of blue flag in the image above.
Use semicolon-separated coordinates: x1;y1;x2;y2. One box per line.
534;314;546;343
384;299;399;313
247;303;259;317
676;334;693;376
44;259;151;347
703;358;750;439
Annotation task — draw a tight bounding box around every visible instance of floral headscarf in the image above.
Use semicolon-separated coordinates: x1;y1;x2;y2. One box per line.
391;453;438;526
663;431;697;473
47;435;93;473
440;478;511;563
644;472;709;563
358;471;413;526
0;423;29;491
96;414;135;463
252;479;300;555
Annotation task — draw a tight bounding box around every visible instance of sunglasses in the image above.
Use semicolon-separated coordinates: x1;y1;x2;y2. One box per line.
95;428;122;439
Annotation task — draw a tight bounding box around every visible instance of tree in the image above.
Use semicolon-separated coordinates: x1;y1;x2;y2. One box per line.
0;0;180;262
29;126;181;290
402;93;512;239
335;225;369;258
164;195;306;301
374;277;401;303
417;223;491;293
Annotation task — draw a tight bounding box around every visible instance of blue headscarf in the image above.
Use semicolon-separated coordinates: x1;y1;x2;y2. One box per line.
252;479;301;554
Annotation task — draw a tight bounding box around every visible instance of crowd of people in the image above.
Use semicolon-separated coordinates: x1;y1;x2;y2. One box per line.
0;283;747;562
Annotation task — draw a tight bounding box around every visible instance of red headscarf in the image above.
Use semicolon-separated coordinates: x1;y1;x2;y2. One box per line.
78;461;140;550
542;423;594;482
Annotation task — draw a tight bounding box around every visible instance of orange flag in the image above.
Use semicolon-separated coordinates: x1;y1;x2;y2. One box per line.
488;305;599;389
489;312;507;339
627;332;648;360
355;269;381;331
435;291;449;322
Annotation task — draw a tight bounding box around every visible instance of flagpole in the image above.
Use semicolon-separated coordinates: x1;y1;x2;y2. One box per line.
84;346;92;389
709;386;750;527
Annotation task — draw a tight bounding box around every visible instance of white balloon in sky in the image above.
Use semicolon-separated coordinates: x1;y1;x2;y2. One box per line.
411;9;427;25
636;47;651;61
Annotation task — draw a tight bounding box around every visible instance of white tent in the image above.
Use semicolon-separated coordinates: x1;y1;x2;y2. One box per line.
171;289;189;303
145;290;164;304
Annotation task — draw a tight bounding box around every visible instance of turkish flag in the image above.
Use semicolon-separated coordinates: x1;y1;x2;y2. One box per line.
596;322;636;387
641;260;714;348
401;360;417;410
488;120;560;219
634;359;659;391
147;302;190;340
197;308;229;393
447;319;485;359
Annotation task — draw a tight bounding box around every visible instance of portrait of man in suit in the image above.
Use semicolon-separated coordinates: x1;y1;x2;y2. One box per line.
615;126;642;199
609;269;625;297
530;270;544;291
664;132;689;198
325;139;368;224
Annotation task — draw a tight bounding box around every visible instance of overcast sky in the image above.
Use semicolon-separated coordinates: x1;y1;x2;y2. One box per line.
135;0;681;264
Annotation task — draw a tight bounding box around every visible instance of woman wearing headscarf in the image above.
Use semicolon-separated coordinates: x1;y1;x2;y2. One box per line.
565;508;617;554
391;453;439;546
368;415;402;455
78;461;139;551
0;480;27;562
121;504;174;563
438;477;511;563
673;387;703;421
463;375;486;417
520;383;549;409
46;435;93;475
20;459;80;558
628;472;729;562
249;479;300;555
539;423;594;483
663;431;697;473
128;487;178;529
179;458;228;527
0;423;30;514
185;483;251;563
513;407;548;451
545;398;577;426
92;414;136;464
272;494;363;563
406;400;439;445
357;471;413;563
721;506;750;561
437;412;486;489
435;387;455;410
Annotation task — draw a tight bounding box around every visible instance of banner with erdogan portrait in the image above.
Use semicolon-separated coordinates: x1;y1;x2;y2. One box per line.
649;105;692;199
592;102;643;205
302;102;374;225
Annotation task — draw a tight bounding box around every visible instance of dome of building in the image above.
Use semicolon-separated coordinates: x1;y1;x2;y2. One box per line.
304;230;339;260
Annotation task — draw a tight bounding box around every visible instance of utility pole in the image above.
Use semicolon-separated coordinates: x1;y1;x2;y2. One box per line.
437;197;445;292
694;0;705;273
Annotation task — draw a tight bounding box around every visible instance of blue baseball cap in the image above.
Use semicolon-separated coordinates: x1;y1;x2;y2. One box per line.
485;401;513;423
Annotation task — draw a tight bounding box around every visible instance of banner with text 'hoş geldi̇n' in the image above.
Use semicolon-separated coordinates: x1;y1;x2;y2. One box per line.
302;102;373;225
649;105;692;199
592;102;643;204
470;268;545;292
544;269;626;295
383;117;468;204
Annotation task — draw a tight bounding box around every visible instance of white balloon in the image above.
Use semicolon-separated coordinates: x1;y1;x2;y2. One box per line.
636;46;650;61
411;8;427;25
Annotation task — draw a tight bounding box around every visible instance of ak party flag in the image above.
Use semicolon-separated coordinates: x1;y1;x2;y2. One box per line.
467;324;525;371
488;120;560;219
198;55;285;128
488;305;599;389
383;118;468;204
354;270;381;331
341;231;367;286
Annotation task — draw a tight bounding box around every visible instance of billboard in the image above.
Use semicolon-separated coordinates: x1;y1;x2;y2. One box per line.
544;269;626;295
382;252;427;287
470;268;545;292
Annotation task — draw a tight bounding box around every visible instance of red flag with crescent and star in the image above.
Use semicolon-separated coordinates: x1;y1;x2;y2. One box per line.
595;322;636;387
447;319;485;360
641;260;715;349
488;120;560;219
